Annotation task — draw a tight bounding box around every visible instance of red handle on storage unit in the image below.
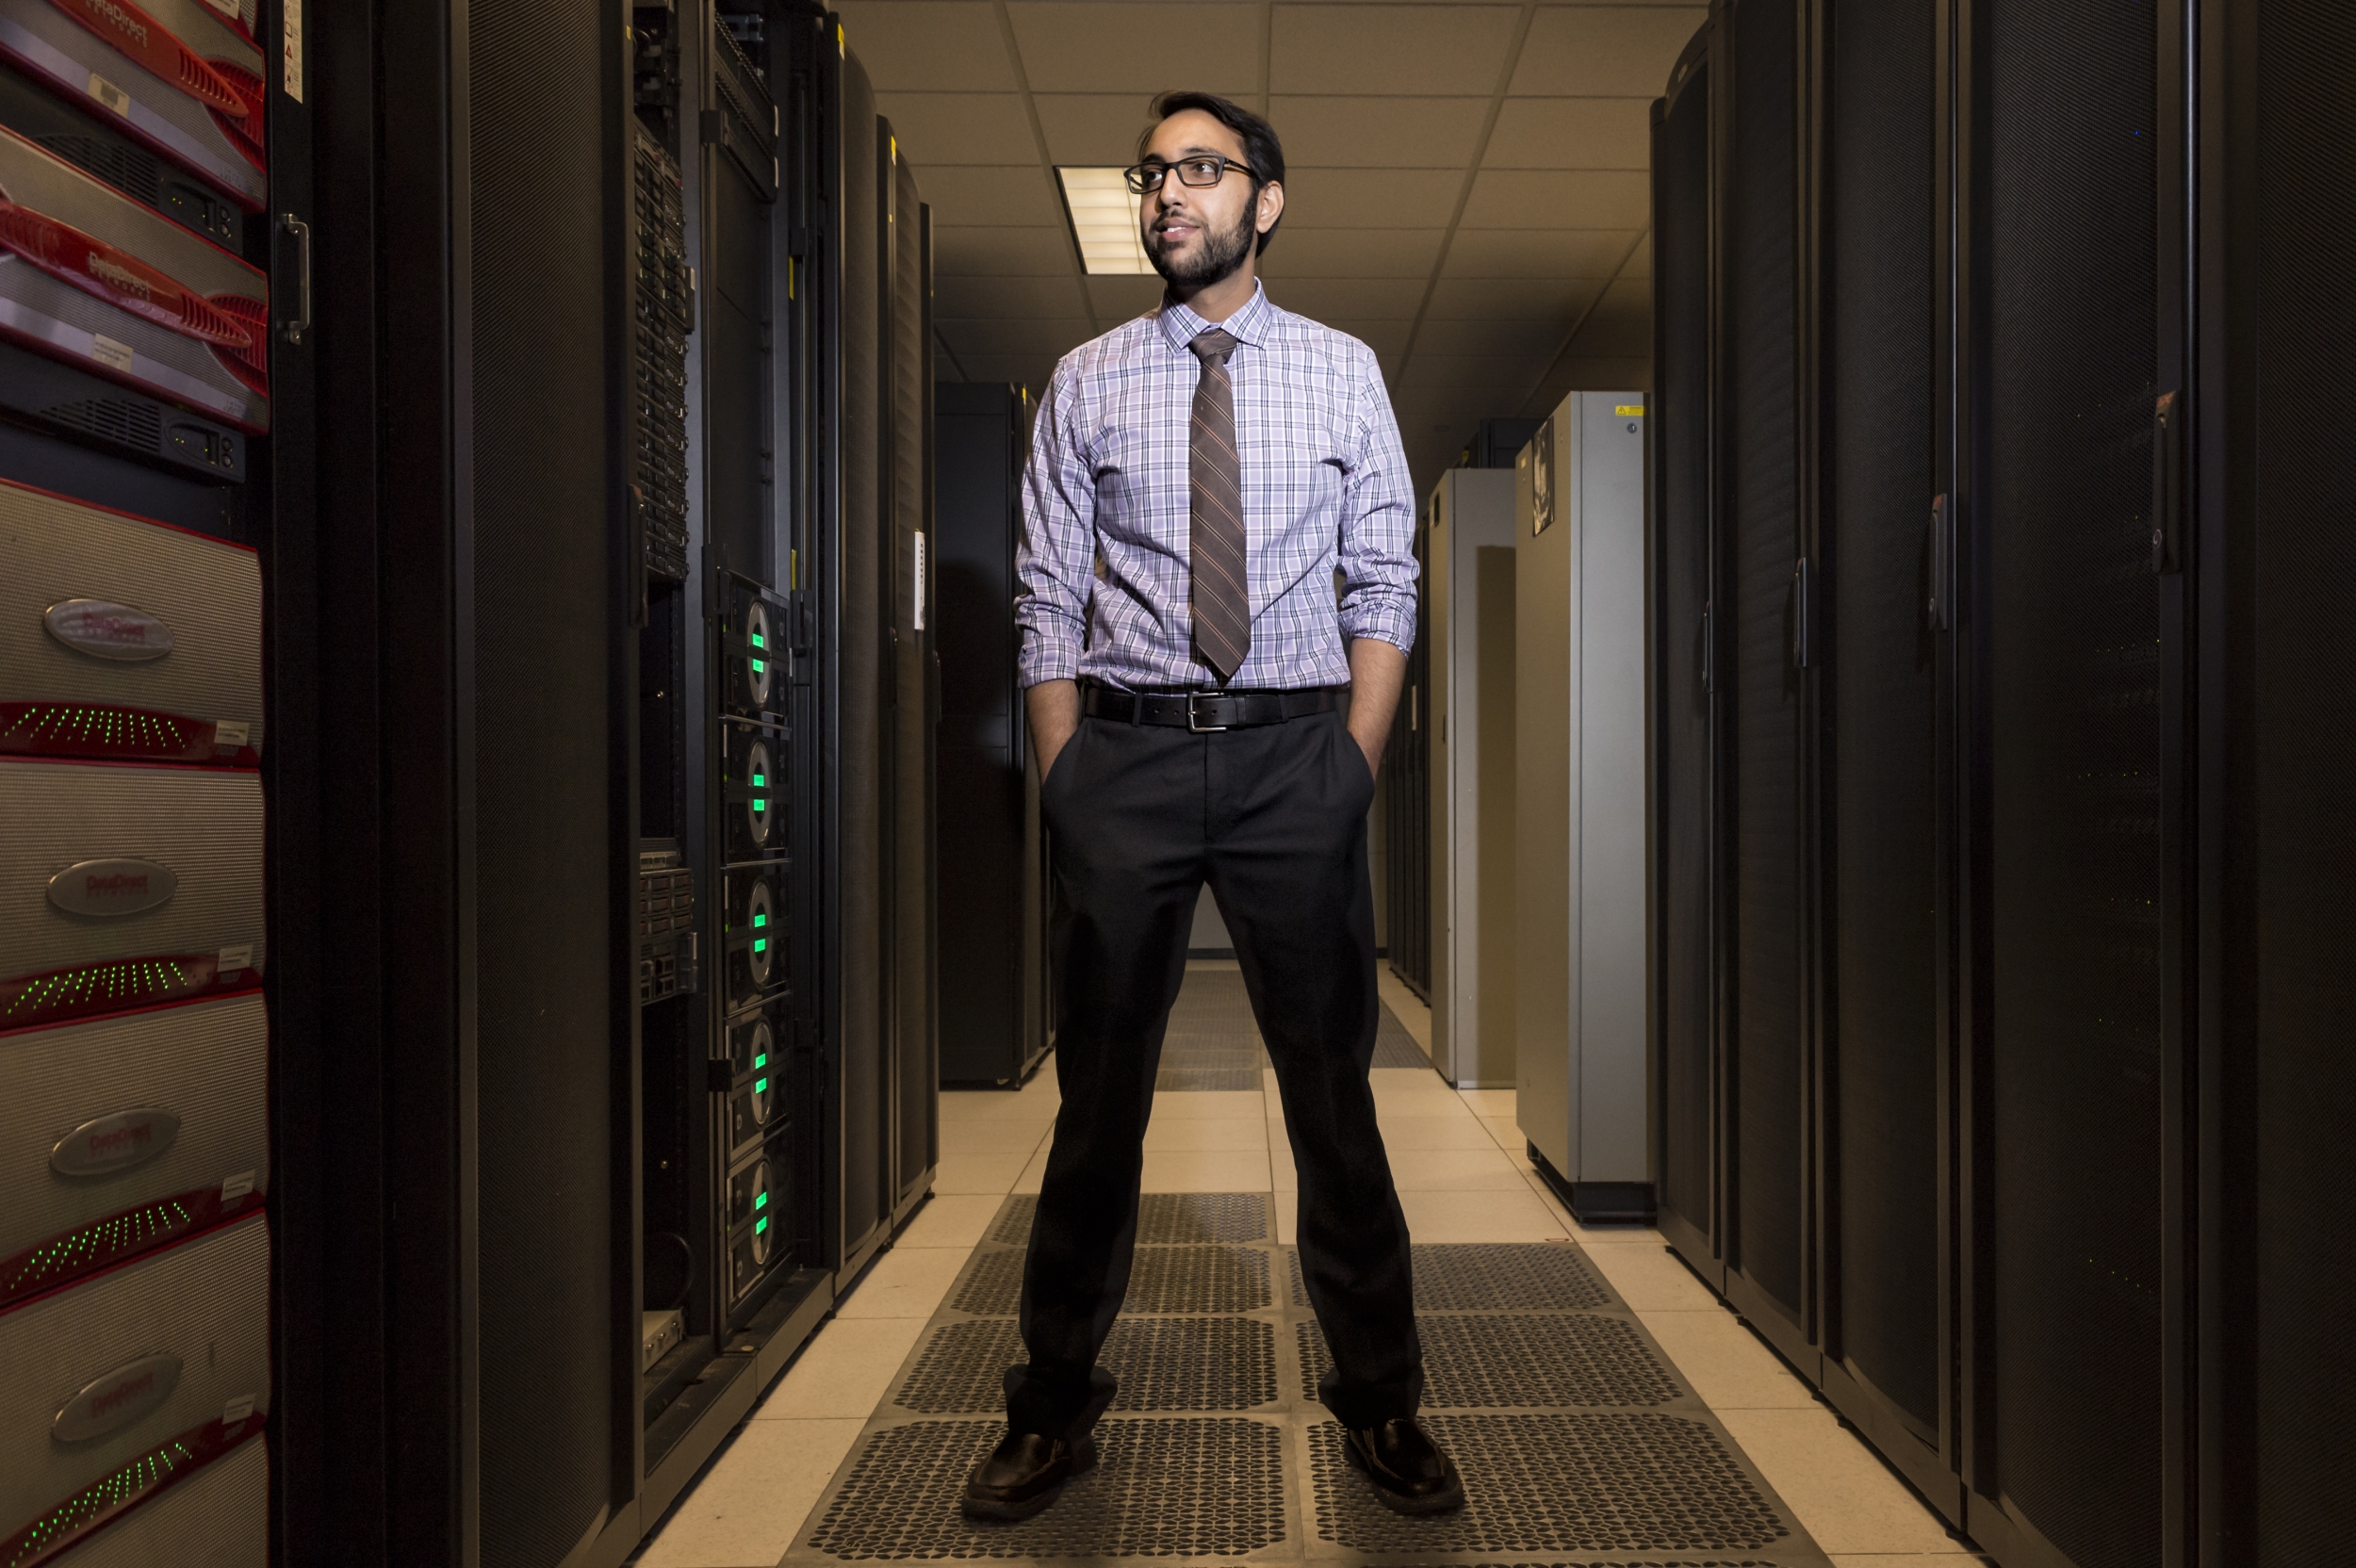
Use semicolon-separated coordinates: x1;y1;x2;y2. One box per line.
0;199;254;350
45;0;248;120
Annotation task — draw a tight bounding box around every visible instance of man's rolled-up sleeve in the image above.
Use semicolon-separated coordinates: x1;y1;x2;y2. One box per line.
1014;361;1094;687
1334;346;1418;656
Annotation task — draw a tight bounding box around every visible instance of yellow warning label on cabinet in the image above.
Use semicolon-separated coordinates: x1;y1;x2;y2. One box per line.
1615;405;1645;416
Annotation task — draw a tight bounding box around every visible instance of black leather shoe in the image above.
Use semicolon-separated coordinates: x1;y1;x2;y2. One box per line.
1343;1418;1465;1514
960;1429;1099;1522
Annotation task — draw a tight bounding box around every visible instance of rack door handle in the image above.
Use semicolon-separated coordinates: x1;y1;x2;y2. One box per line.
1928;493;1953;631
278;213;311;346
2151;390;2183;575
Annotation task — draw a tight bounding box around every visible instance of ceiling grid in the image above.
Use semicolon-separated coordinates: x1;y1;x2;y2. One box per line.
840;0;1703;490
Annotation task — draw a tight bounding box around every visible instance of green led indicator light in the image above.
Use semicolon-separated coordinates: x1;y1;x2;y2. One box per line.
751;631;765;648
753;1053;767;1070
752;774;765;787
753;939;767;953
754;1191;768;1209
753;798;766;810
755;1077;768;1094
752;659;765;674
755;1217;769;1235
753;913;767;927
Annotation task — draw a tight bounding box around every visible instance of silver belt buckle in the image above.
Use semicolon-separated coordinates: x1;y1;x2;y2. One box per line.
1187;694;1229;732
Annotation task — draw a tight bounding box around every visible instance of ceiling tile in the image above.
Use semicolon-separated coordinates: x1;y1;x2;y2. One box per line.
1399;352;1551;392
1265;277;1426;318
1423;275;1606;321
1279;168;1464;227
1459;169;1651;229
934;274;1089;318
1483;97;1654;170
836;2;1017;91
1036;93;1159;164
1318;318;1414;356
1268;96;1490;168
920;165;1069;229
1260;227;1446;276
1088;274;1165;319
1008;4;1261;93
939;318;1097;356
1271;5;1520;95
875;92;1038;166
1561;277;1653;357
1510;6;1708;97
1441;228;1643;277
932;225;1076;275
1414;317;1564;357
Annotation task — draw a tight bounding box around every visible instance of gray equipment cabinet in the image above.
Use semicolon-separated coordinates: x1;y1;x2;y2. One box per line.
1513;393;1652;1221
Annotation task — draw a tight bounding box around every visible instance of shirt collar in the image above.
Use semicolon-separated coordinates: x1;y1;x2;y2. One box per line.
1156;278;1274;354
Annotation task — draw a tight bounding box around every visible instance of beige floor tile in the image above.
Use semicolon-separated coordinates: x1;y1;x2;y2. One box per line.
834;1245;971;1319
1269;1141;1299;1191
1011;1143;1052;1194
1565;1221;1670;1248
1582;1242;1722;1311
924;1144;1027;1191
1640;1309;1818;1409
754;1315;928;1420
634;1416;866;1567
893;1192;1006;1250
1374;1114;1502;1151
1824;1555;1980;1564
937;1089;1060;1124
1141;1117;1268;1152
1385;1145;1538;1191
1375;969;1434;1054
1456;1086;1516;1117
929;1150;1033;1195
1397;1185;1567;1242
1139;1148;1271;1192
1480;1114;1528;1152
938;1120;1055;1155
1369;1067;1457;1097
1262;1066;1283;1096
1149;1088;1267;1120
1719;1407;1963;1555
1276;1188;1298;1245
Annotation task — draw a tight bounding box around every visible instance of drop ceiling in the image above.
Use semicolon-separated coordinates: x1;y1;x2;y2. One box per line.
838;0;1703;492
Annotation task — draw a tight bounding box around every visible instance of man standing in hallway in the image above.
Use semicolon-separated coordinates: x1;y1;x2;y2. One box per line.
963;90;1461;1522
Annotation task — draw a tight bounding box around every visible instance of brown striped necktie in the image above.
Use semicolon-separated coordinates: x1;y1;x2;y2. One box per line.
1186;328;1250;684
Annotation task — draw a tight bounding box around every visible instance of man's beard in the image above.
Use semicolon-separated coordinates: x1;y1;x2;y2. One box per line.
1145;204;1255;289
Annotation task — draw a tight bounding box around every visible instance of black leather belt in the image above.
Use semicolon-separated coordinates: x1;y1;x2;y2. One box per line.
1082;683;1341;731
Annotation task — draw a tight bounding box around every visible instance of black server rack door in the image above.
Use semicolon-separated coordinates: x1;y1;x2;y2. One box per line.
710;134;775;584
1720;0;1807;1333
1821;0;1941;1444
467;0;627;1558
890;151;934;1202
935;385;1025;1084
2215;0;2356;1560
1972;0;2166;1560
1651;33;1715;1266
836;55;889;1259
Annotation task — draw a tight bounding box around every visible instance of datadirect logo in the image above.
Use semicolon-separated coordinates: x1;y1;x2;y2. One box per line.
46;858;178;917
76;0;152;48
87;253;154;302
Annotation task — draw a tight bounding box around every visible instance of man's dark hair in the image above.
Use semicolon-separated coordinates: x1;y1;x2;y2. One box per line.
1137;90;1285;255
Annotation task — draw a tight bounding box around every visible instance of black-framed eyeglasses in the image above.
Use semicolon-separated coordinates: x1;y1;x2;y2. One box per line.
1123;155;1261;194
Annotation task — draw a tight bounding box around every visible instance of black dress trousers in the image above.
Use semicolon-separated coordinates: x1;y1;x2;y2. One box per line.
1005;705;1424;1436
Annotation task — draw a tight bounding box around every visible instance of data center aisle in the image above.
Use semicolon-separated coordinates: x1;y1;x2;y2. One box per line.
633;964;1980;1568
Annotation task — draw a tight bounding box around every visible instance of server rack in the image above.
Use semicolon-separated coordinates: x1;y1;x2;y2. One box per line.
1649;0;2251;1561
1381;509;1433;1000
934;381;1051;1087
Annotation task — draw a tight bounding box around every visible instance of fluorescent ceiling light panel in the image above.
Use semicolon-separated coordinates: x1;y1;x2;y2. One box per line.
1056;167;1153;275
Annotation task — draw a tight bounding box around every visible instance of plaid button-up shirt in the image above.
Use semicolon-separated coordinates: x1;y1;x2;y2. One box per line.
1014;282;1419;693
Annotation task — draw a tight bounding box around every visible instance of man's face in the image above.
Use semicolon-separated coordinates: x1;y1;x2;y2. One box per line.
1138;109;1273;289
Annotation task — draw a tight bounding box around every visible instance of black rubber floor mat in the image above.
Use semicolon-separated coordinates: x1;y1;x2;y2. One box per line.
1290;1243;1616;1313
804;1416;1286;1560
987;1192;1272;1249
955;1243;1270;1316
1307;1413;1792;1555
896;1316;1280;1414
1296;1313;1685;1408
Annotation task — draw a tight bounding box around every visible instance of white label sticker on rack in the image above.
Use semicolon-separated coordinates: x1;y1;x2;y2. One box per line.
218;944;254;974
202;0;241;18
214;721;251;748
222;1394;254;1426
221;1169;256;1202
88;74;129;116
912;531;927;632
283;0;304;103
90;335;133;372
